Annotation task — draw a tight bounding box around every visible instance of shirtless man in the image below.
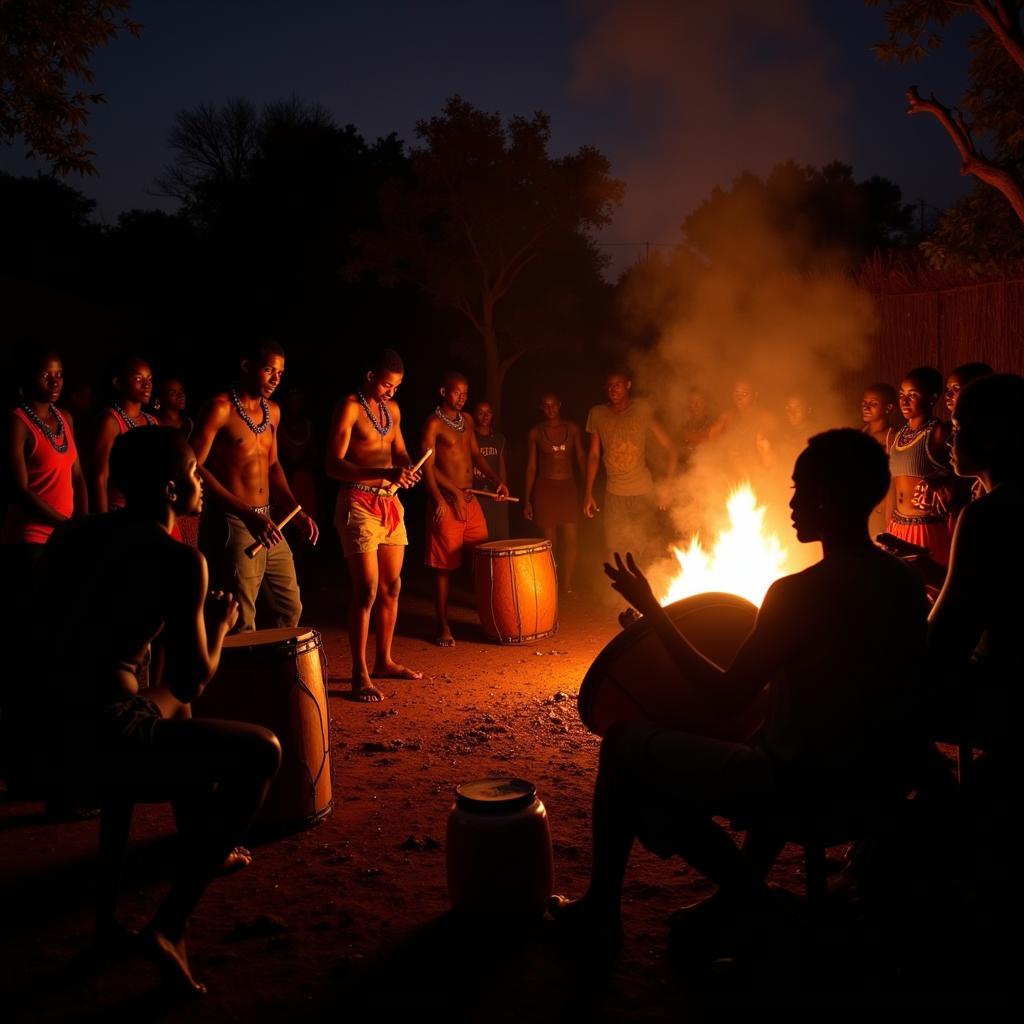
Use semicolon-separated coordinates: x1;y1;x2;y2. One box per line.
552;429;928;949
325;349;422;701
191;338;318;632
42;428;281;995
524;392;585;593
422;371;508;647
584;368;677;569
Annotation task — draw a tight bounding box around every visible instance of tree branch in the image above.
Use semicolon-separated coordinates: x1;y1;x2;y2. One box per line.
973;1;1024;74
907;85;1024;223
499;341;546;378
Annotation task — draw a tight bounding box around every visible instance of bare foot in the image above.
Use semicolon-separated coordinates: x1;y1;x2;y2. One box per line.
218;845;253;876
435;630;455;648
373;659;424;680
139;926;207;997
350;671;384;702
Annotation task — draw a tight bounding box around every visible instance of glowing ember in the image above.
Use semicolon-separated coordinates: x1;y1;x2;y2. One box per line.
659;483;790;607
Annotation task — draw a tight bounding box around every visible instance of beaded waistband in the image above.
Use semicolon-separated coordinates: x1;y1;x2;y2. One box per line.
340;481;395;497
891;509;946;526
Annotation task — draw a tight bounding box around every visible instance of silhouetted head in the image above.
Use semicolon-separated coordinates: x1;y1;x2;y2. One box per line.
790;429;890;543
159;376;187;413
950;374;1024;481
945;361;993;416
240;338;286;399
605;368;632;404
110;427;202;516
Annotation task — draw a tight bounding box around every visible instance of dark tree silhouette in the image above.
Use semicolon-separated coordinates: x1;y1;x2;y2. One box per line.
0;0;140;174
357;96;624;420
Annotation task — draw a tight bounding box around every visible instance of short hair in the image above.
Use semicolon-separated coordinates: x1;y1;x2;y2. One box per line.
441;370;468;391
864;382;897;407
606;365;633;382
798;428;891;516
18;345;61;389
245;336;285;365
904;366;943;400
112;354;151;379
954;374;1024;473
949;362;993;386
110;428;192;505
369;349;405;376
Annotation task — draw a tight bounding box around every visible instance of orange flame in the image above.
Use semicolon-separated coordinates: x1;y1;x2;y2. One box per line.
659;483;790;608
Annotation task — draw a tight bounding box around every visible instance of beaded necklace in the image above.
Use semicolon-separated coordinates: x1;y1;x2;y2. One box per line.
20;402;69;453
893;417;936;449
357;390;392;437
112;401;157;429
230;386;271;435
434;405;466;433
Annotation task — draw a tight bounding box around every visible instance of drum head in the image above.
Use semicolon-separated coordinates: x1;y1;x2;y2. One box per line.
476;538;552;557
223;627;316;650
578;592;758;737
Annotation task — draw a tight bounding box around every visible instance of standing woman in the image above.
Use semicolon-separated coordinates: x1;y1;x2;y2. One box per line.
887;367;953;566
92;356;158;512
3;350;88;566
155;375;194;438
861;382;898;541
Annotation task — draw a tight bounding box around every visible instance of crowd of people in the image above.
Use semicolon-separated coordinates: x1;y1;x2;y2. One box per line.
1;336;1019;991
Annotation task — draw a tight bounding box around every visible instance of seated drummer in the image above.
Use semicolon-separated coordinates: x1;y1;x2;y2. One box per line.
550;429;929;947
40;428;281;996
927;373;1024;770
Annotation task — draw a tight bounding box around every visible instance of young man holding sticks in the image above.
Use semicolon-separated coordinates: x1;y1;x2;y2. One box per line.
422;371;509;647
326;349;424;701
191;338;318;632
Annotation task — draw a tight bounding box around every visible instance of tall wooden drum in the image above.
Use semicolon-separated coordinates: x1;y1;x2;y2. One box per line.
578;592;766;741
195;627;332;833
474;539;558;645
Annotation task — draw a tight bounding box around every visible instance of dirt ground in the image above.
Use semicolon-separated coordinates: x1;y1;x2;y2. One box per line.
0;560;1003;1022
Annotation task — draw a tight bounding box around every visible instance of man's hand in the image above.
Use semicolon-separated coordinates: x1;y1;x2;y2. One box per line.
432;498;448;524
386;465;422;489
298;511;320;545
244;509;283;548
603;552;658;615
495;482;510;501
583;494;599;519
523;500;534;521
205;589;240;634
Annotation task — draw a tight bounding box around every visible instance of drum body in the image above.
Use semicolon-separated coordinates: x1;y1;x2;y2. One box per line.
474;539;558;645
195;627;332;832
578;592;766;741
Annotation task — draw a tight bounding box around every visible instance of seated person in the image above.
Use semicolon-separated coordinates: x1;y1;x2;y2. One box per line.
928;374;1024;766
39;428;281;996
551;429;928;946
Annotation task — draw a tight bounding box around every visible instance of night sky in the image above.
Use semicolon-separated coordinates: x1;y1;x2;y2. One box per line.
3;1;978;264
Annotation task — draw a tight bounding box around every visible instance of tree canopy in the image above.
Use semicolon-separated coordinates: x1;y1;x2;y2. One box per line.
0;0;140;175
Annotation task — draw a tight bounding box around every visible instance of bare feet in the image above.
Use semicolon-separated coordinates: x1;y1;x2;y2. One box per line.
139;926;207;997
350;670;384;702
372;659;424;680
435;630;455;648
218;845;253;875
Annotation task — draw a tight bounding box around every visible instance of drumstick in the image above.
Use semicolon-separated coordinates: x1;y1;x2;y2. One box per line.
244;505;302;558
386;447;433;496
466;488;520;503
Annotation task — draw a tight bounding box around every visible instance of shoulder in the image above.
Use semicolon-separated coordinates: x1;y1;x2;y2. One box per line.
585;404;603;424
199;394;233;421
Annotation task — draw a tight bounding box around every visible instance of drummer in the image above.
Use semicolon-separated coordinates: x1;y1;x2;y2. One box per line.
325;348;423;701
40;428;281;996
551;429;930;949
421;371;509;647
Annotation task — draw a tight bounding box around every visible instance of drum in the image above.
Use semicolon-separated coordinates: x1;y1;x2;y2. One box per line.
195;627;332;833
474;539;558;645
578;592;766;741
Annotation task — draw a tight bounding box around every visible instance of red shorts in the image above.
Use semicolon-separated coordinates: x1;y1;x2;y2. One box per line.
887;514;952;567
425;494;488;570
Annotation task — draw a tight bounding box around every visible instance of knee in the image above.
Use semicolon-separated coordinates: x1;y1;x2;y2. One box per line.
353;582;377;610
379;576;401;602
251;727;283;779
